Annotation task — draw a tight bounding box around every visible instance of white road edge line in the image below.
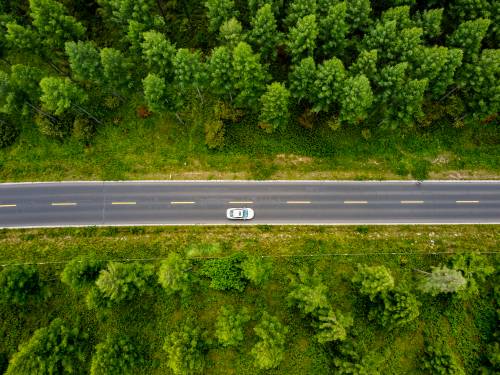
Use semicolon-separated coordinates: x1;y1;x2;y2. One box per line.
401;200;424;204
344;201;368;204
286;201;311;204
170;201;196;204
0;204;16;208
456;200;480;203
51;202;77;206
111;202;136;205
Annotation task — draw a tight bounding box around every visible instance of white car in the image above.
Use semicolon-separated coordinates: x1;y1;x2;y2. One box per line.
226;208;255;220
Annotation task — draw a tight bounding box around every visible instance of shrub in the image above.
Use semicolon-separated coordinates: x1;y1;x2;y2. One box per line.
6;319;86;375
351;264;394;301
215;305;250;347
204;119;225;149
72;117;95;144
251;312;288;370
199;253;247;292
61;254;106;291
158;253;192;296
0;116;19;148
90;335;142;375
422;344;465;375
241;256;272;286
163;323;206;375
0;265;43;305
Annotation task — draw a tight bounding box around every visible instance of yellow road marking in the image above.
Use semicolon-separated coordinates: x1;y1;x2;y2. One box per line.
228;201;254;204
51;202;77;206
170;201;196;204
400;200;424;204
111;201;136;205
456;200;479;203
286;201;311;204
344;200;368;204
0;204;16;208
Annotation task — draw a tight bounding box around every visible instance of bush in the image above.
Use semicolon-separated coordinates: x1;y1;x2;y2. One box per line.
0;265;43;305
422;344;465;375
410;159;431;180
6;319;86;375
251;312;288;370
215;305;250;347
72;117;95;144
0;116;19;148
204;119;225;149
34;113;73;139
163;323;206;375
158;253;192;296
241;256;272;286
199;253;247;292
351;264;394;302
61;254;106;291
90;335;142;375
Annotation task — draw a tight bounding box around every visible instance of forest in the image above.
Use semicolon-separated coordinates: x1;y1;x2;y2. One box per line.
0;225;499;374
0;0;498;181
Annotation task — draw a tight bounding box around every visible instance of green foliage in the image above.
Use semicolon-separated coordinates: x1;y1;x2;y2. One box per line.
381;6;412;29
100;48;133;93
258;82;290;133
451;252;494;295
199;253;247;292
286;14;318;64
248;0;283;17
163;323;206;375
72;117;95;144
352;264;394;301
419;266;467;296
65;41;102;82
6;318;86;375
207;46;234;99
143;73;168;113
90;335;142;375
1;65;42;116
0;265;43;305
40;77;87;116
248;4;281;60
345;0;371;31
422;344;466;375
29;0;85;50
285;0;317;27
447;18;492;62
339;74;373;126
215;305;251;347
173;48;206;92
379;289;420;328
415;8;444;39
0;116;19;148
205;0;238;33
158;253;192;296
313;308;353;344
98;0;154;26
251;312;288;370
231;42;268;109
204;119;225;149
333;343;382;375
93;262;155;306
312;57;346;113
61;254;106;291
240;256;272;286
287;267;329;316
288;56;316;103
218;17;245;48
319;2;348;55
5;23;39;52
141;31;176;74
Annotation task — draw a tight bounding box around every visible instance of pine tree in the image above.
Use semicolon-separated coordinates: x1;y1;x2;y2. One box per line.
207;46;234;99
65;41;102;82
351;264;394;301
447;18;492;62
379;290;420;328
218;17;245;48
345;0;371;31
141;30;176;74
100;47;134;94
319;2;348;55
287;267;330;317
142;73;169;113
248;4;282;60
258;82;290;132
163;324;206;375
205;0;238;33
5;23;40;53
91;335;142;375
215;305;251;347
251;312;288;370
339;74;373;126
418;266;467;296
39;77;87;116
313;309;353;344
285;0;317;27
158;253;192;296
415;8;443;39
173;48;207;94
288;56;316;104
231;42;268;109
286;14;318;64
349;49;378;81
312;57;346;113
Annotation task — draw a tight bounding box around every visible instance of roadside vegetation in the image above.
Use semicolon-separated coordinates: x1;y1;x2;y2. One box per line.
0;0;498;181
0;225;498;374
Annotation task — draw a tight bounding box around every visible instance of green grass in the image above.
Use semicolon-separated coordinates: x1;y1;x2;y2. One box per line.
0;98;498;181
0;225;498;374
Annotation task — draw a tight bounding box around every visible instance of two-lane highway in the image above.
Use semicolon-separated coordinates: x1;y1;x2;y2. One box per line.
0;181;499;227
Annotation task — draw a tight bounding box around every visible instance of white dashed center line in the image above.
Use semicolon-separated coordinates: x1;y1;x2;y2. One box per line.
51;202;77;206
0;204;16;208
286;201;311;204
170;201;196;205
456;200;480;203
344;201;368;204
111;202;137;205
400;200;424;204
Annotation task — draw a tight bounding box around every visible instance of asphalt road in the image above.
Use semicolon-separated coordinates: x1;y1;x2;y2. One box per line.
0;181;499;228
